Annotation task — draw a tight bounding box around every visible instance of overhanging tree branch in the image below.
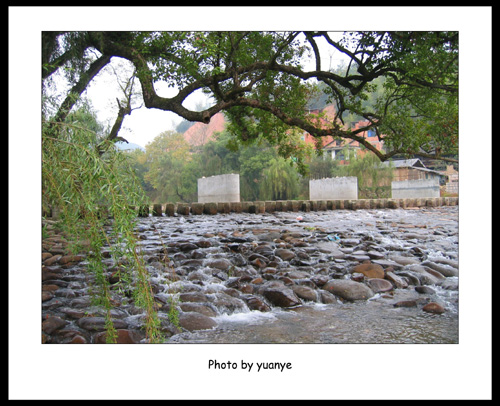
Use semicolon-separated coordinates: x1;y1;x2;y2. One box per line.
53;54;112;125
44;31;458;164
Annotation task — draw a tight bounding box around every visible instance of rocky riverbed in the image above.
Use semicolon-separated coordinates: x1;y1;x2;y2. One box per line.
42;206;459;344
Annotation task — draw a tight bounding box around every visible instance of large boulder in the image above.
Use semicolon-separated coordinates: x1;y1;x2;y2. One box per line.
291;285;319;302
260;282;302;307
178;312;217;332
352;263;385;279
322;279;374;301
422;302;446;314
421;260;459;277
366;278;393;293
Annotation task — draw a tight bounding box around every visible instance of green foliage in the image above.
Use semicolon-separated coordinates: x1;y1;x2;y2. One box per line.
306;153;340;179
142;130;197;202
128;128;308;203
332;151;394;198
260;157;299;201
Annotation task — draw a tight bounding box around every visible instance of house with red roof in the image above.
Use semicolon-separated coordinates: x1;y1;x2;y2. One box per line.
300;105;385;163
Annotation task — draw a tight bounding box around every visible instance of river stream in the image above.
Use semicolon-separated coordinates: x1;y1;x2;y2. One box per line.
42;205;459;344
140;206;459;344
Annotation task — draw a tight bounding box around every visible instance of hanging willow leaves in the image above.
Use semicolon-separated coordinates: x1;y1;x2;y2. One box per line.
42;118;164;343
260;157;299;201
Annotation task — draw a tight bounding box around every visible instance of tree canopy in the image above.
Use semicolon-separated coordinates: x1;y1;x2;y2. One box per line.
42;31;458;164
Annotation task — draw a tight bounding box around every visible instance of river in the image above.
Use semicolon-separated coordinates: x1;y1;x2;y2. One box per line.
42;205;459;344
138;206;459;344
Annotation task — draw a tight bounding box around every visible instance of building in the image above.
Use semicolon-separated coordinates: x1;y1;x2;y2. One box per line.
301;105;385;163
442;165;459;195
381;158;445;184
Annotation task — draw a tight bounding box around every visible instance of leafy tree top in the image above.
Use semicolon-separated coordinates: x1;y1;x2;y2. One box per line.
43;31;458;164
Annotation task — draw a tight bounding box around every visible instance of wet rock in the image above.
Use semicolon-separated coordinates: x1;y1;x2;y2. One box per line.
253;244;274;256
250;257;268;269
291;285;318;302
395;271;421;286
239;284;253;294
212;292;247;313
42;316;68;334
179;291;210;303
250;276;265;285
421;260;459;277
230;253;247;266
372;259;403;269
341;238;360;246
278;276;295;285
243;295;271;312
178;312;217;332
206;258;232;271
367;250;386;260
95;329;144;344
225;276;242;289
393;300;418;308
254;230;281;242
190;250;207;260
316;241;345;259
42;252;53;261
68;335;88;344
366;278;393;293
44;255;62;266
390;255;420;266
406;265;442;285
195;239;212;248
347;254;371;262
179;242;199;252
322;279;374;301
274;248;296;261
42;290;54;302
69;297;92;308
319;290;338;304
415;286;436;294
422;302;446;314
385;270;409;289
289;238;308;247
77;317;128;332
59;307;87;319
53;288;77;299
59;255;84;265
439;278;458;290
350;272;365;282
420;266;447;281
432;257;459;269
310;275;329;287
287;270;310;280
261;282;302;307
248;252;269;263
352;263;385;279
179;302;218;317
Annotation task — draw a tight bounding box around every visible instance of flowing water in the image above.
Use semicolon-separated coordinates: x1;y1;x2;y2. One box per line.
43;205;459;344
167;286;458;344
135;206;459;344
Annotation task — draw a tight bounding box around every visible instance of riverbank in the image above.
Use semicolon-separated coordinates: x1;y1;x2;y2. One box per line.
42;205;459;344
